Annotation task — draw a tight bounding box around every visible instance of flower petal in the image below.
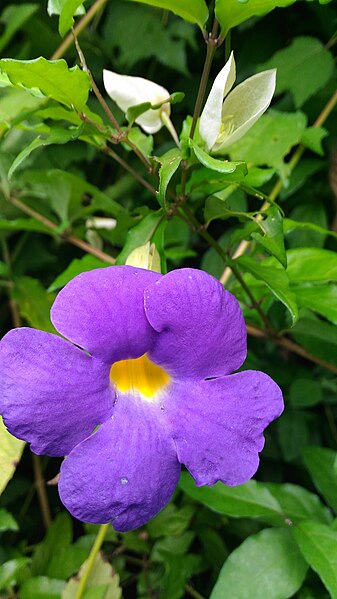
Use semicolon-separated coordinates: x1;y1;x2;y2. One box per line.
51;266;161;363
59;398;180;531
213;69;276;151
199;52;236;151
0;328;113;456
167;371;283;486
103;70;170;134
144;268;246;380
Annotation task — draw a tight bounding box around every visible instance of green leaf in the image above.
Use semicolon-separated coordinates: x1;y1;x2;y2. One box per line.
293;521;337;599
259;37;335;108
48;255;107;292
8;127;82;179
210;528;308;599
128;0;209;30
295;284;337;325
0;418;25;496
0;57;91;111
11;277;56;333
252;206;287;268
179;472;284;525
191;140;247;176
154;148;182;206
277;410;310;461
236;255;298;324
0;509;19;532
287;248;337;282
229;110;307;180
215;0;296;35
59;0;85;36
21;576;66;599
0;4;38;54
0;218;52;235
147;503;194;538
32;513;73;576
302;447;337;513
62;552;122;599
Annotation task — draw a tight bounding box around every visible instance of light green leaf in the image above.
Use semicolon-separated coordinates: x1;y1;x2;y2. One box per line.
179;472;284;525
236;255;298;324
265;483;332;525
0;218;52;235
0;57;91;111
62;552;122;599
48;255;107;292
11;277;56;333
229;110;307;180
0;558;30;591
0;509;19;532
21;576;66;599
252;206;287;267
0;4;38;54
302;447;337;513
284;218;337;243
287;248;337;282
210;528;308;599
292;316;337;368
191;140;247;176
215;0;296;35
295;284;337;325
8;127;82;179
259;37;335;108
301;127;328;156
154;148;182;206
293;521;337;599
0;419;25;496
128;0;209;30
59;0;85;36
47;0;84;16
115;211;163;265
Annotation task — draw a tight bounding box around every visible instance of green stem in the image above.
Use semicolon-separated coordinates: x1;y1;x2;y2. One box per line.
184;584;206;599
75;523;110;599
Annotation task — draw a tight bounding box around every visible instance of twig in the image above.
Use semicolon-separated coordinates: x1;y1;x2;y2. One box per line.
75;524;110;599
9;195;115;264
102;146;157;196
220;87;337;285
185;584;206;599
247;323;337;375
51;0;108;60
32;454;52;530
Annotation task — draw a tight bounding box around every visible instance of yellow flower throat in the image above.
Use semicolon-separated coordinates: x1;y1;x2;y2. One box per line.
110;354;170;399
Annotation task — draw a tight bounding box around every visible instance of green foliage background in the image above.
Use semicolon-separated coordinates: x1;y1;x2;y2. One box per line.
0;0;337;597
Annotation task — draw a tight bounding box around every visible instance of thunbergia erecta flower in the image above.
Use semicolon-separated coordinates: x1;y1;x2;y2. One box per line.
199;52;276;152
103;70;171;134
0;267;283;531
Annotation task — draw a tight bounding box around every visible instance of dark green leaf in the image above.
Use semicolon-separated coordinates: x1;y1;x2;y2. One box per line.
48;255;107;292
0;4;38;54
215;0;296;35
252;206;287;267
191;140;247;176
287;248;337;282
11;276;56;333
21;576;66;599
295;284;337;325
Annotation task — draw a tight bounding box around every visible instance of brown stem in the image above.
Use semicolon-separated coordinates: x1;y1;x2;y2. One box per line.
102;146;157;196
32;454;52;530
51;0;108;60
246;323;337;375
9;195;115;264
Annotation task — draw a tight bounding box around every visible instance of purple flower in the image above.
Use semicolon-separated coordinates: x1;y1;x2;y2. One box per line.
0;267;283;531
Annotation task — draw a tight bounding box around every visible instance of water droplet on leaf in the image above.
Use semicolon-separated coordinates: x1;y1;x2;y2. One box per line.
120;477;129;485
